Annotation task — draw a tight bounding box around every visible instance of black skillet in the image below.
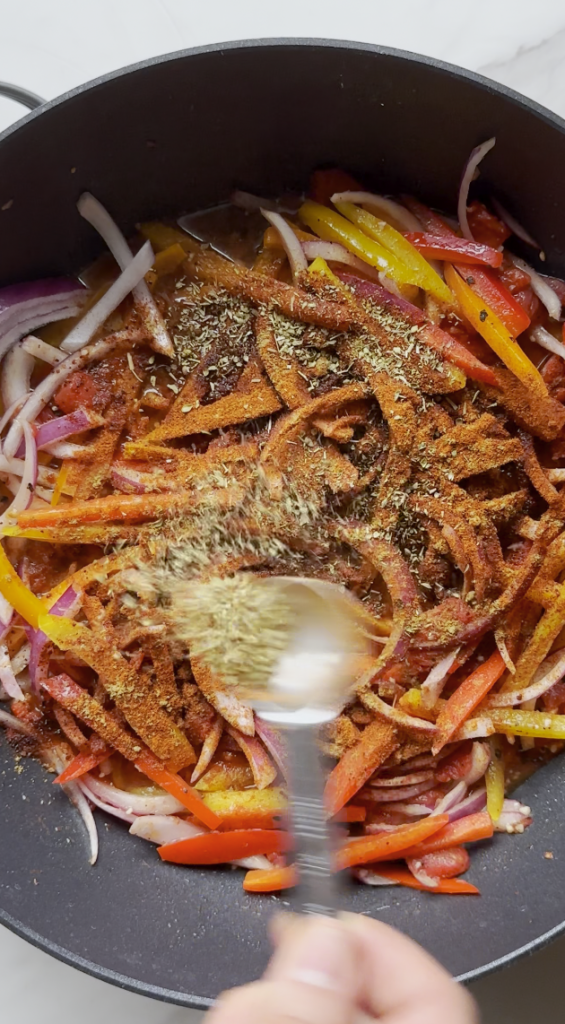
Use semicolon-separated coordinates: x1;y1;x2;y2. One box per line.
1;38;565;1011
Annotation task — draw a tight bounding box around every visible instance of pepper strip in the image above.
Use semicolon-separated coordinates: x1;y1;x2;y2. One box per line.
400;813;494;857
362;865;479;895
444;264;547;398
432;652;506;754
324;720;399;815
336;815;449;870
485;738;505;822
405;232;502;268
157;829;291;865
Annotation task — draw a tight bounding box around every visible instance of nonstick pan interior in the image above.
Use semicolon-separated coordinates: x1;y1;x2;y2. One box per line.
1;39;565;1008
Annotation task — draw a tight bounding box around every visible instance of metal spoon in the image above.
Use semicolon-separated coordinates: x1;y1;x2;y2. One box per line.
249;577;370;918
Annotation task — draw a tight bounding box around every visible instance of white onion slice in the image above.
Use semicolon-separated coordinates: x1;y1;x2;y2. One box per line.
0;707;33;732
0;643;24;700
420;650;458;709
330;191;421;232
507;253;561;319
21;335;64;365
457;137;496;240
3;334;117;458
60;241;153;354
453;717;495;740
130;814;204;844
406;858;439;888
77;778;137;824
1;341;34;411
302;240;381;281
260;208;307;280
463;742;491;785
1;421;37;525
11;641;30;675
81;772;185;816
0;592;13;629
530;324;565;361
447;789;487;823
487;647;565;707
491;198;540;250
355;868;398;887
0;297;85;362
77;192;172;357
66;781;99;865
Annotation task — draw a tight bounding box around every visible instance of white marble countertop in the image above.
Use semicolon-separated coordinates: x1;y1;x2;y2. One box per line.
2;1;565;1021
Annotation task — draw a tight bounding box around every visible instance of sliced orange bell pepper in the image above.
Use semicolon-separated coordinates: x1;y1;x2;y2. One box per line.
153;243;187;278
364;864;479;895
158;829;291;865
203;788;287;830
456;265;530;337
334;201;452;303
400;812;493;858
243;864;297;892
444;263;547;398
433;651;506;754
134;750;221;830
324;719;399;816
336;815;449;870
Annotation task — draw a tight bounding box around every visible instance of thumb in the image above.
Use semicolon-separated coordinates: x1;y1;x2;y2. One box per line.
207;916;364;1024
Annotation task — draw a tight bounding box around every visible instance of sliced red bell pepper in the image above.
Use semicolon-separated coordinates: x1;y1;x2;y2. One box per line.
405;232;503;268
324;719;399;816
243;864;297;892
134;750;221;830
54;743;111;784
455;265;530;337
158;829;291;865
400;812;494;858
433;652;506;754
365;864;479;895
401;197;453;236
336;815;449;870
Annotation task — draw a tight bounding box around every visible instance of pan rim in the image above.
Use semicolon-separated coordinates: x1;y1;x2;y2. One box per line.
1;34;565;1006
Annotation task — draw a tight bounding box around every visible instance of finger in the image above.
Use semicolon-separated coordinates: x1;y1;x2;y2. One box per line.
208;916;363;1024
339;913;478;1024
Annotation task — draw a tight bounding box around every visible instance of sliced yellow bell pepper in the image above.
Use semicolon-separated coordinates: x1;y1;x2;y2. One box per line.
0;544;46;629
51;464;70;507
299;200;418;287
38;613;89;649
308;255;344;287
334;201;452;304
153;242;187;278
444;263;548;398
489;708;565;740
485;736;505;822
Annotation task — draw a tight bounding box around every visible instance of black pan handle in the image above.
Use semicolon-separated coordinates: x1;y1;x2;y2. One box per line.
0;82;44;110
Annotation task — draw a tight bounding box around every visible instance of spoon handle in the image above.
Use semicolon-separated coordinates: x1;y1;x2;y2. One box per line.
285;723;337;918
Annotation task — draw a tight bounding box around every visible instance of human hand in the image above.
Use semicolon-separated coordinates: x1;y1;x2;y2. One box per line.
205;913;478;1024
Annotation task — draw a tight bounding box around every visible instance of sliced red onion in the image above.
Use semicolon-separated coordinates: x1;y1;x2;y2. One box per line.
371;770;434;788
130;814;205;844
494;798;532;832
202;684;255;736
1;341;34;411
81;772;185;815
49;585;81;617
355;868;398;887
507;253;561;319
487;647;565;708
231;190;279;212
446;789;487;823
226;725;277;789
0;643;24;700
0;421;37;526
3;334;117;458
463;742;491;786
191;715;223;784
0;707;34;733
0;395;26;442
60;241;153;354
30;586;81;692
365;780;437;803
406;858;439;888
33;408;104;452
420;650;458;709
21;334;64;365
66;779;99;864
381;803;432;817
261;208;307;280
330;191;421;232
111;465;147;494
77;778;136;825
432;780;467;816
458;137;496;240
233;855;273;870
378;272;405;299
0;278;85;360
77;192;172;357
11;641;30;676
530;324;565;361
302;240;381;281
491;198;540;250
547;469;565;483
255;716;289;777
42;440;87;459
